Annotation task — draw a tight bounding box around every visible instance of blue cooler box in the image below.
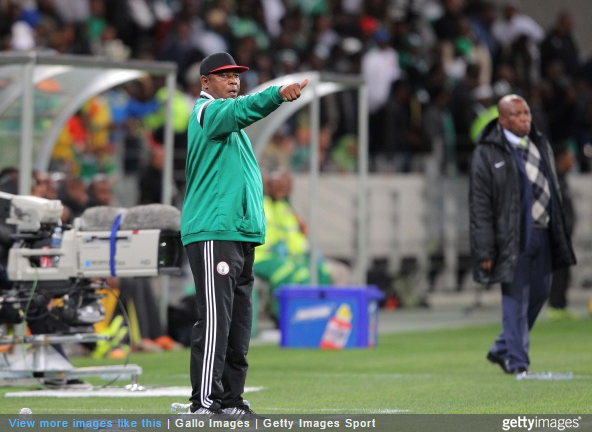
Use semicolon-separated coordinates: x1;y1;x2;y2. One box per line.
275;286;384;349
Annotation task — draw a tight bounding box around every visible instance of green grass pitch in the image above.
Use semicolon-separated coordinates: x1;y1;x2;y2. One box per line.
1;318;590;414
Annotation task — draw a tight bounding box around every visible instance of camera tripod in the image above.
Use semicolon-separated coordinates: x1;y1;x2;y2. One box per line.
0;330;143;391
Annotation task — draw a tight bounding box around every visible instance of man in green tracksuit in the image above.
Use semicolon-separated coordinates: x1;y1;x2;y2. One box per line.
181;52;307;415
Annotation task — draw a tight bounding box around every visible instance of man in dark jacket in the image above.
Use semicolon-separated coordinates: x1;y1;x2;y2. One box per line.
469;94;576;374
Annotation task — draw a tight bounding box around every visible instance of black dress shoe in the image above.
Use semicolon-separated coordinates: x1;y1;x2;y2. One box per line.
508;366;528;375
486;352;511;374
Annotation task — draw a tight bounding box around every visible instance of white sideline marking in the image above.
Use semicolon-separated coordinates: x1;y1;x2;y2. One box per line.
5;386;264;398
263;408;412;414
308;373;433;379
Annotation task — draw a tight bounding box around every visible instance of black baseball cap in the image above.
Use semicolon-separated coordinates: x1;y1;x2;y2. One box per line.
200;52;249;76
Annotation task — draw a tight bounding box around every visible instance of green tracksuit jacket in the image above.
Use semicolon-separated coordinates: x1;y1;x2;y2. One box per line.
181;86;284;246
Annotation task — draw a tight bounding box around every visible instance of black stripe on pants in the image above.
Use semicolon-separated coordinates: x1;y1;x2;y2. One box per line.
185;240;254;410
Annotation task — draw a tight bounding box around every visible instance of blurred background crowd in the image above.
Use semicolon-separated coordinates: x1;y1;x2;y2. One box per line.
2;0;592;189
1;0;592;358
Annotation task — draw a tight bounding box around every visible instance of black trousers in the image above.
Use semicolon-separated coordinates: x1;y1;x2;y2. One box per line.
118;278;163;340
185;240;255;410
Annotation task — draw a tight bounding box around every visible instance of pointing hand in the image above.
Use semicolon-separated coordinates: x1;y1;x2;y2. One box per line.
279;79;308;102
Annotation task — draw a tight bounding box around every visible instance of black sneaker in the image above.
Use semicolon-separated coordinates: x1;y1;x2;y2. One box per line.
219;405;255;415
189;406;219;415
220;405;269;420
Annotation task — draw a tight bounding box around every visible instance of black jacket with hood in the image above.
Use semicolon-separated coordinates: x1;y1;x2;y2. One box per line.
469;119;576;284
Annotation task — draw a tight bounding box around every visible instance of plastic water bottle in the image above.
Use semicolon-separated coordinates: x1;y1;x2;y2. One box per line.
516;372;573;381
50;226;62;267
170;403;191;413
320;303;353;349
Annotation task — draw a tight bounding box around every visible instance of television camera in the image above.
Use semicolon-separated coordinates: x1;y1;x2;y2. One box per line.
0;191;184;334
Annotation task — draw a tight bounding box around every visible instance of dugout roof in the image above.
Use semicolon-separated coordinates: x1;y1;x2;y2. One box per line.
0;52;177;204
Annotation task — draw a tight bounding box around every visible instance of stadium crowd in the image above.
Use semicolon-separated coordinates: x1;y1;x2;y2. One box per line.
2;0;592;181
1;0;592;359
